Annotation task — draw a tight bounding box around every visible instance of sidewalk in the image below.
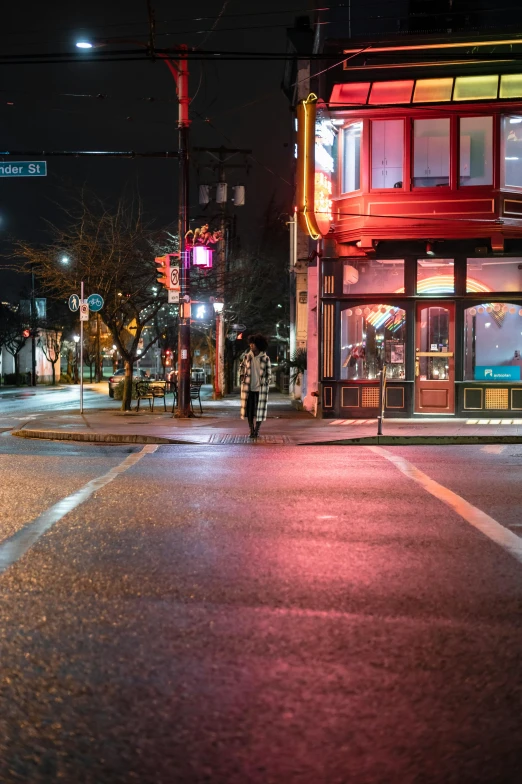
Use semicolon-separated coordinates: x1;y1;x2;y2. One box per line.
10;389;522;445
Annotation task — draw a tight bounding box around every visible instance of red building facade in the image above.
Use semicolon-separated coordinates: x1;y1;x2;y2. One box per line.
305;35;522;418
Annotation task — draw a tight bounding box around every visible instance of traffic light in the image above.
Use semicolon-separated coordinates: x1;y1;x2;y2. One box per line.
154;255;170;288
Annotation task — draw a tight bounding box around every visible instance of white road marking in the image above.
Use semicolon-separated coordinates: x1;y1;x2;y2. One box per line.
0;445;158;576
368;445;522;565
481;445;506;454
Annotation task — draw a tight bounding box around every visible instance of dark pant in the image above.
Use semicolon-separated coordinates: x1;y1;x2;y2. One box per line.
246;391;259;428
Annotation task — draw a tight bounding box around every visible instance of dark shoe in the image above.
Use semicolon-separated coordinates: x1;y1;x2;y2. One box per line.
249;426;256;438
254;424;260;438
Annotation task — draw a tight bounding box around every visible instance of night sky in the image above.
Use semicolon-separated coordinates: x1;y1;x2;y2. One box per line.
1;0;314;296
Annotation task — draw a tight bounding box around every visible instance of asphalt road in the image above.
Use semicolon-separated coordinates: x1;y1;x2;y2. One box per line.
0;384;116;419
1;436;522;783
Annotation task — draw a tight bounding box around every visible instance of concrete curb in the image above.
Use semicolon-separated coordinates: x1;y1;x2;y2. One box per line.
11;428;522;448
299;435;522;446
11;429;198;445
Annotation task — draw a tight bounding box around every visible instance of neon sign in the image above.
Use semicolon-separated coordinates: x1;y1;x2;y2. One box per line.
296;95;336;240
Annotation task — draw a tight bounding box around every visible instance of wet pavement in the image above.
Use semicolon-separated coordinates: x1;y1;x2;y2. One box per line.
0;437;522;782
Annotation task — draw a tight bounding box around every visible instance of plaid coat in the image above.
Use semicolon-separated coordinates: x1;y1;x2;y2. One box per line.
239;351;272;421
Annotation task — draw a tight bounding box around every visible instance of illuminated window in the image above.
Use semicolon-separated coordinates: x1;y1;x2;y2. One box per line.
341;305;406;381
368;81;414;105
413;78;453;103
413;118;450;188
467;257;522;292
371;119;404;189
502;115;522;189
459;117;493;187
417;259;454;294
330;82;370;106
464;304;522;380
342;259;404;294
342;123;362;193
500;74;522;99
453;75;498;101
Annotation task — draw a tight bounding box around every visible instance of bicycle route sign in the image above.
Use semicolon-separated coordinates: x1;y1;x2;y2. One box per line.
87;293;104;312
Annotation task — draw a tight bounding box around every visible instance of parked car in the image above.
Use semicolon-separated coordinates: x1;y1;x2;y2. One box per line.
108;368;149;398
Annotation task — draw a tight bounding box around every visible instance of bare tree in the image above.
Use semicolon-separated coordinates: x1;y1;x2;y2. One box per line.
0;305;28;385
11;192;176;410
38;328;62;386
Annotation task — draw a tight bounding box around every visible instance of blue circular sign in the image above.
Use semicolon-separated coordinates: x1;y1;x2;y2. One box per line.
68;294;80;312
87;293;104;312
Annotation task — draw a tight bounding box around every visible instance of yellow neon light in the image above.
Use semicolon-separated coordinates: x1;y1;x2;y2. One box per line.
297;93;321;240
343;38;522;54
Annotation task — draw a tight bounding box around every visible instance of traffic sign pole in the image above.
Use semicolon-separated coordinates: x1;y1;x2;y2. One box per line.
80;281;84;414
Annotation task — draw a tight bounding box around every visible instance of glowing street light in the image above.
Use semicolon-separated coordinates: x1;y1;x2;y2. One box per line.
61;255;69;264
76;41;93;49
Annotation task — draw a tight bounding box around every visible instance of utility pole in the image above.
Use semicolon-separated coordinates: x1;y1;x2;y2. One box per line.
30;267;37;386
193;146;250;397
176;46;192;417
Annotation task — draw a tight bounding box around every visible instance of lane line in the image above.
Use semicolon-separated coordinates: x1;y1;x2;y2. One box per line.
0;444;158;576
367;445;522;565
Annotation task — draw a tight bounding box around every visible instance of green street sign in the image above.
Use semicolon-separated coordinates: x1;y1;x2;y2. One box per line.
0;161;47;177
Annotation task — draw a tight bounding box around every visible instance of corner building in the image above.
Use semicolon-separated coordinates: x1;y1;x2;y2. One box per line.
311;35;522;419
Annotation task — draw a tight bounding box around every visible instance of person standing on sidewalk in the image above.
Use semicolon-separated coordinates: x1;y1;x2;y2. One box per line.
240;334;272;438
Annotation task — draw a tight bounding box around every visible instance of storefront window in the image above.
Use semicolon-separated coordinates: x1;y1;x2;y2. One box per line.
464;304;522;381
459;117;493;186
467;258;522;293
413;118;450;188
417;259;454;294
342;123;362;193
341;305;406;381
502;115;522;189
343;259;404;294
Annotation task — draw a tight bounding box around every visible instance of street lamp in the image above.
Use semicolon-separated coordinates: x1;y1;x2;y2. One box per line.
61;256;69;265
75;36;192;417
73;334;80;384
212;300;224;399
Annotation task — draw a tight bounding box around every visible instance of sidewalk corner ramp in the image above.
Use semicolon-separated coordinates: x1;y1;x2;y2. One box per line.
11;426;198;445
298;434;522;446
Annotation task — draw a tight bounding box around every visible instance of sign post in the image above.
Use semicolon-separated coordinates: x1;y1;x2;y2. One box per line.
69;288;102;410
79;283;87;413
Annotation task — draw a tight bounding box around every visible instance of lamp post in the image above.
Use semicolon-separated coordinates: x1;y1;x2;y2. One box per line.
212;300;224;399
76;38;192;416
73;334;80;385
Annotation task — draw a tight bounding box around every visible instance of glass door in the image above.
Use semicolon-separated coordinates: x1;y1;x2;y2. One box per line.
415;303;455;414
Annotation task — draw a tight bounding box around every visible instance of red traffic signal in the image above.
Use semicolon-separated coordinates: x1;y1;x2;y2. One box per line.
154;255;171;288
22;329;30;338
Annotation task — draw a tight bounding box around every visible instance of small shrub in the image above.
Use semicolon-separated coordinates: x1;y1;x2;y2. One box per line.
113;378;138;400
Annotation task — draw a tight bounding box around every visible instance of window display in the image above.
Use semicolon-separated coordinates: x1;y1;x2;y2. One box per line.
459;117;493;187
464;304;522;380
371;119;404;189
342;259;404;294
502;115;522;189
466;258;522;292
341;305;406;381
342;123;362;193
417;259;454;294
413;118;450;188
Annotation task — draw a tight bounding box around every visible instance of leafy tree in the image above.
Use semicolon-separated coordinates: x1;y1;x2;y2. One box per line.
11;192;176;410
